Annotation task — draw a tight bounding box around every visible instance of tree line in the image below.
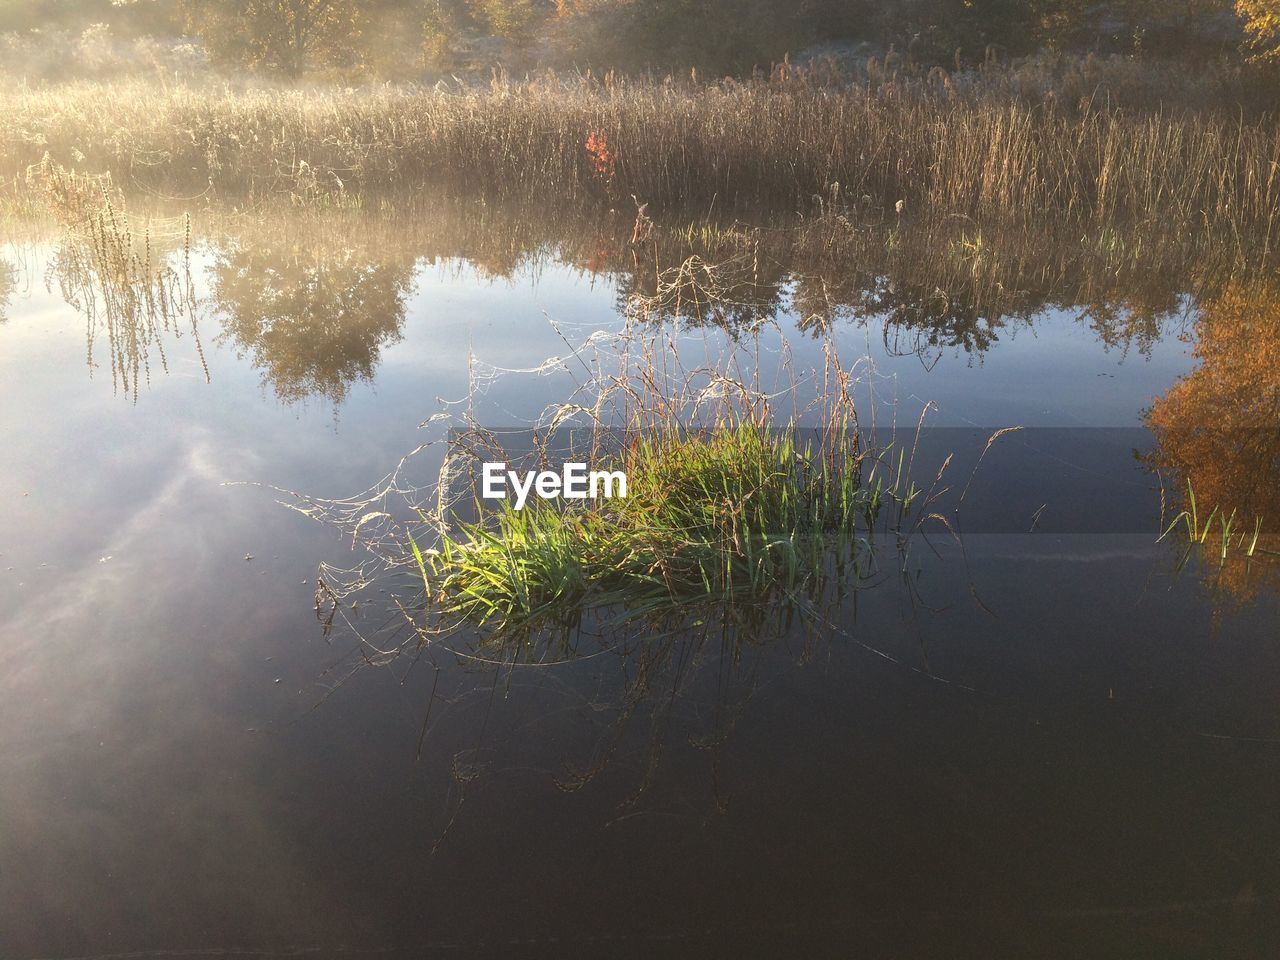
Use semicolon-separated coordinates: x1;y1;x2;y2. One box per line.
1;0;1277;77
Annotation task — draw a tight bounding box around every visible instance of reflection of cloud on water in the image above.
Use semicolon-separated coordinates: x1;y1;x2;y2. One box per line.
0;427;258;737
0;428;356;951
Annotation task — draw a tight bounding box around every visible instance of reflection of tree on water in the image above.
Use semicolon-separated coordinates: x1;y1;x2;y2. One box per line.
796;272;1024;356
1144;282;1280;601
608;213;1219;360
1076;282;1190;359
613;248;1031;357
41;193;1271;400
210;243;416;405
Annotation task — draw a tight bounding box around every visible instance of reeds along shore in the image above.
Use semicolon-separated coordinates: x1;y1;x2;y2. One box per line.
1;56;1278;236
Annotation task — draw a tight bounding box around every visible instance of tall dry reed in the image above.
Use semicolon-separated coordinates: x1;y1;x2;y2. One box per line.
1;66;1277;243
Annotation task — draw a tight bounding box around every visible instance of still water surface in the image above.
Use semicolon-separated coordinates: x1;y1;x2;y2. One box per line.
2;215;1279;957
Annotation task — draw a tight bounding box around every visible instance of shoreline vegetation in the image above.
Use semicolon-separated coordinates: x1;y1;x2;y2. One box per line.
1;55;1278;243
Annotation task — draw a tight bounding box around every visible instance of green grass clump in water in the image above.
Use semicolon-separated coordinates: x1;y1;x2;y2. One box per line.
1159;478;1276;568
419;420;878;637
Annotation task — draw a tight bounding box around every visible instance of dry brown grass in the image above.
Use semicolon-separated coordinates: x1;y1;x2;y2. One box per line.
0;63;1277;243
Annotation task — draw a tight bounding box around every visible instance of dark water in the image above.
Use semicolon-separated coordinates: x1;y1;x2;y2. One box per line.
2;216;1280;959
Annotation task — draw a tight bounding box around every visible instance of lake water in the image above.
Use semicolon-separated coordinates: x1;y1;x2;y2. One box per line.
2;208;1279;957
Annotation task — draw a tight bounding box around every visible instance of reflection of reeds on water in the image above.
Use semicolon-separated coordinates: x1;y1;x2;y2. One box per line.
0;255;16;324
14;186;1274;407
192;190;1262;362
31;159;206;402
